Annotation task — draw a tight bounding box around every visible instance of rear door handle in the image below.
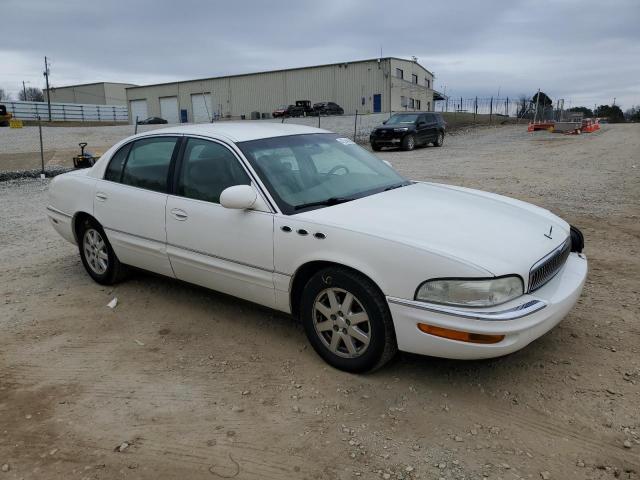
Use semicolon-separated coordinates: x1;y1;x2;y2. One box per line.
170;208;188;221
95;192;107;201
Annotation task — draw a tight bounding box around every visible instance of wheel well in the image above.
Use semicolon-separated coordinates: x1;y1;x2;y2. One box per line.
289;261;383;319
72;212;96;243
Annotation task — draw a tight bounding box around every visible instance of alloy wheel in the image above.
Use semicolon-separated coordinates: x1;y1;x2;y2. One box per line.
313;288;371;358
83;228;109;275
407;136;415;149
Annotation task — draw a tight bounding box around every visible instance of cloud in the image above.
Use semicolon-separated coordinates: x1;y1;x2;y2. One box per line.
1;0;638;107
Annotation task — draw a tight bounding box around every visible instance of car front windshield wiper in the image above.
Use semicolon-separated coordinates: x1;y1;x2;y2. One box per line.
383;181;412;192
293;196;356;211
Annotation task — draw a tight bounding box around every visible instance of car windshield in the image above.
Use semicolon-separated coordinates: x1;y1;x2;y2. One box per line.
385;114;419;125
238;133;409;214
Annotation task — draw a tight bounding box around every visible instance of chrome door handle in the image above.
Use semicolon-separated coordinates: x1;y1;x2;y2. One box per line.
95;192;108;201
170;208;188;221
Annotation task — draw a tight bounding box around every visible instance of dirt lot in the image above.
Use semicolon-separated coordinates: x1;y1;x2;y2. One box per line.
1;125;638;480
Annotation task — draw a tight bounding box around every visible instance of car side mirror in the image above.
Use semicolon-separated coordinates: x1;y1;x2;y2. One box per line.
417;121;426;127
220;185;257;210
382;120;387;124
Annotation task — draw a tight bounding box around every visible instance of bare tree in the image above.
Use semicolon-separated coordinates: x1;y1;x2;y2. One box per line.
0;88;9;101
18;87;45;102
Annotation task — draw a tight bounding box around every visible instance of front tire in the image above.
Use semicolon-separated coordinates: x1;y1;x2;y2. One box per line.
301;267;397;373
371;142;382;151
78;218;127;285
401;134;415;151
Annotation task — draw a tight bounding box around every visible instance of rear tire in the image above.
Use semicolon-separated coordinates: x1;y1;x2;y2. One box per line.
433;131;445;147
300;267;397;373
401;134;415;151
78;218;128;285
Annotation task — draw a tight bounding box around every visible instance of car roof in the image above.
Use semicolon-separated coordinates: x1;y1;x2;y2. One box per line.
391;111;436;115
139;122;331;142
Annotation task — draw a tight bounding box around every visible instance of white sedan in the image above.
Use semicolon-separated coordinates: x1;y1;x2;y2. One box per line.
47;123;587;372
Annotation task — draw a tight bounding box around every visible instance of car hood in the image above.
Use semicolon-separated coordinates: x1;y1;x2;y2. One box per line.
294;182;569;276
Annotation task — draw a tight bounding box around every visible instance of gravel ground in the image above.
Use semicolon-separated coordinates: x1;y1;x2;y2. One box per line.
0;124;638;480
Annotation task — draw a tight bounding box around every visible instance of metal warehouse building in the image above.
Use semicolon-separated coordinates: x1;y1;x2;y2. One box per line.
125;57;435;124
45;82;137;106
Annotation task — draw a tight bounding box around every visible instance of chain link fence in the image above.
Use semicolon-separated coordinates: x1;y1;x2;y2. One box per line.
0;109;524;179
0;119;165;179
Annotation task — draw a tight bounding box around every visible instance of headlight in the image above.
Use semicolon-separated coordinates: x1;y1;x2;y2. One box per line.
393;127;409;132
415;276;523;307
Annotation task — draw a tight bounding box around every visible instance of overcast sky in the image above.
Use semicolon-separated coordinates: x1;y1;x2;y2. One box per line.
2;0;638;109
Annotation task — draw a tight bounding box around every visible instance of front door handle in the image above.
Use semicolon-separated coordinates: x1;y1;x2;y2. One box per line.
95;192;108;201
170;208;188;221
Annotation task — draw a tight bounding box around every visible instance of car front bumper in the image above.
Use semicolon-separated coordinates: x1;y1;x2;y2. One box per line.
387;252;587;359
370;132;407;146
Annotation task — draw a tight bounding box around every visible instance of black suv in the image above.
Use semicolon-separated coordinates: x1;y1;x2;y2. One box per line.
312;102;344;115
370;112;446;151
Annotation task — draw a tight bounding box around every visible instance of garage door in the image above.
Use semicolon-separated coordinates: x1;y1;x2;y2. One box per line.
191;93;212;123
129;99;148;124
160;97;179;124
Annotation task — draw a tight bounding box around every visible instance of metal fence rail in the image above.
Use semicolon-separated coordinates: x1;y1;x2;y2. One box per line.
4;101;128;122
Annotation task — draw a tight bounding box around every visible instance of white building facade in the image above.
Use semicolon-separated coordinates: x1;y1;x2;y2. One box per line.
125;57;435;124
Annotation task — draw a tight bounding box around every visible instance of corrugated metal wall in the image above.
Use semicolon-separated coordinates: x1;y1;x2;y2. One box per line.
125;59;434;123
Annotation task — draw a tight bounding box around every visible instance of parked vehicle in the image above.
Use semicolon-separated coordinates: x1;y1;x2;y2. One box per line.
272;105;304;118
137;116;168;125
0;104;12;127
312;102;344;115
47;123;587;373
272;105;289;118
370;112;446;151
273;101;312;118
295;100;314;116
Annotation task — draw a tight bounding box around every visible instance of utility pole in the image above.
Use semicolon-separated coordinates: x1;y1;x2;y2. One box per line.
22;81;28;101
43;56;51;122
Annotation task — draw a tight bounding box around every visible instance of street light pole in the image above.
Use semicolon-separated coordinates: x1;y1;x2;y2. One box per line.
43;56;52;122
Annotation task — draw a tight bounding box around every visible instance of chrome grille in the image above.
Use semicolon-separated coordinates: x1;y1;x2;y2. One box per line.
528;237;571;292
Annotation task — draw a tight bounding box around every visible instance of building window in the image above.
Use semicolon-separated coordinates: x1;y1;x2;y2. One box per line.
409;98;415;109
401;96;407;108
425;78;431;89
416;99;421;110
411;74;418;84
396;68;404;79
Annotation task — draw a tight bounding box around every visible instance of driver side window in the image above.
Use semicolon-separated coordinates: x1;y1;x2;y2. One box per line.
177;138;250;204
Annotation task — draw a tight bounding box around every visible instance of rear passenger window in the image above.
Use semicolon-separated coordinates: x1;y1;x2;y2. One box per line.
178;138;250;203
104;143;131;182
121;137;178;193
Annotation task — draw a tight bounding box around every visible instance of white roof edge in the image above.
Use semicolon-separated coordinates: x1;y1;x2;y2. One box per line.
136;122;333;142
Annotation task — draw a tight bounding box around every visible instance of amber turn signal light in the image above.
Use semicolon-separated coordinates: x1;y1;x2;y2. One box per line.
417;323;505;344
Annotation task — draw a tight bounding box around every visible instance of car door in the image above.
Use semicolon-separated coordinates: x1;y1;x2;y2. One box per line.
165;137;276;308
416;114;429;144
93;136;179;277
424;113;438;141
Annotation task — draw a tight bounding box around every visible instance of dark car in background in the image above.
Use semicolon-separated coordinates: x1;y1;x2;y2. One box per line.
273;100;314;118
369;112;446;151
137;116;168;125
312;102;344;115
